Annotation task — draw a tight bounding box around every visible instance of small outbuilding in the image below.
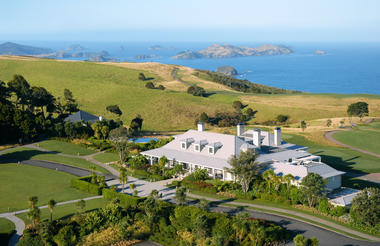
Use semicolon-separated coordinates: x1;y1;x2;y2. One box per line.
64;110;102;124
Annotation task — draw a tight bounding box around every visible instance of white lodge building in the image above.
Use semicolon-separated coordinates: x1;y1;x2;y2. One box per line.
141;122;345;191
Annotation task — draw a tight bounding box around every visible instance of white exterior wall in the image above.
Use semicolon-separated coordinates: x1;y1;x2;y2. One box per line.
326;175;342;190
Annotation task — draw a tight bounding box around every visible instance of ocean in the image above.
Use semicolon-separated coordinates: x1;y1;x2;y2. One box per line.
16;41;380;94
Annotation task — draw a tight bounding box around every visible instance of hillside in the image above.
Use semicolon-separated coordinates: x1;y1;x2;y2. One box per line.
0;42;54;55
0;56;380;131
173;44;292;59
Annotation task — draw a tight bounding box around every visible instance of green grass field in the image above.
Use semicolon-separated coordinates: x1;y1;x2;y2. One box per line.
333;121;380;155
1;58;380;130
2;147;109;174
38;140;96;156
17;198;109;225
0;164;92;212
93;152;119;163
283;134;380;174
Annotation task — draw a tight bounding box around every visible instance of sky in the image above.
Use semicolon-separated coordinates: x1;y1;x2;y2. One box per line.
1;0;379;42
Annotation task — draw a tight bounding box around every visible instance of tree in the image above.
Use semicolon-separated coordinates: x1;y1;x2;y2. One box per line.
106;104;122;117
109;127;131;164
227;149;261;193
262;169;275;192
187;85;206;97
326;119;332;127
300;120;307;131
350;187;380;226
130;114;143;132
119;168;128;192
7;74;31;110
129;183;136;191
347;102;369;119
48;199;56;222
192;168;209;181
193;214;208;239
293;234;308;246
299;173;326;207
245;108;257;118
232;100;244;111
175;187;187;205
28;196;38;209
27;207;41;229
30;86;55;114
0;81;10;104
283;174;295;195
145;82;155;89
75;199;86;214
138;72;146;81
276;114;289;124
232;212;250;244
199;112;209;123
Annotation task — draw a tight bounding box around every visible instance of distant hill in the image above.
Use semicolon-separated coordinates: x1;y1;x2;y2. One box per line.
173;44;292;59
0;42;54;55
216;66;238;76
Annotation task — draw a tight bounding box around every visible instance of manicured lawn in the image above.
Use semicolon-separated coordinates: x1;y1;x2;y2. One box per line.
282;134;380;174
0;164;91;212
0;218;15;246
2;147;109;174
17;198;109;225
333;121;380;155
93;152;119;163
38;140;96;156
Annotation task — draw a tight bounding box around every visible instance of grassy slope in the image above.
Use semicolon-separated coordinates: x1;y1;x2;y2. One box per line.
38;140;95;156
0;218;14;245
0;164;91;212
1;57;380;131
333;121;380;155
93;152;119;163
2;147;110;174
17;198;109;224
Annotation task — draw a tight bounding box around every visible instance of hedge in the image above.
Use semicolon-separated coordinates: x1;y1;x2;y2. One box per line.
71;176;103;195
102;188;146;207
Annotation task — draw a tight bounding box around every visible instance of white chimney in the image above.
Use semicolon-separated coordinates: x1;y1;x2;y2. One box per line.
99;115;104;121
197;122;205;132
274;127;282;146
253;129;261;148
237;123;244;136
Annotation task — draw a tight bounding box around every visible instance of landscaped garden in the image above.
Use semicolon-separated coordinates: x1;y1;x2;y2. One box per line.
0;164;92;212
1;147;110;174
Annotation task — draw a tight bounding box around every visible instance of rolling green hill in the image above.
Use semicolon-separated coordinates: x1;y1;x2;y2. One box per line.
1;56;380;131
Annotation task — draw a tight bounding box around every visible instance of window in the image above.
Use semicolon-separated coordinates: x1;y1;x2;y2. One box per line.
181;142;186;149
208;147;214;154
194;144;200;151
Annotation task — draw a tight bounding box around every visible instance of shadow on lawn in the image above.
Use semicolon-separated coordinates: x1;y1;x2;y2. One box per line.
0;149;53;162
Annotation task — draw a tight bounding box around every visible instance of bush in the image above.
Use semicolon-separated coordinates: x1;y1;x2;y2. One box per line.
187;85;206;97
102;188;145;207
317;198;330;214
330;206;346;217
145;82;155;89
71;176;103;195
157;85;166;90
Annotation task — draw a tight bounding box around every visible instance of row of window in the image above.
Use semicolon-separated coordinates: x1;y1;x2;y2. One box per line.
181;142;215;154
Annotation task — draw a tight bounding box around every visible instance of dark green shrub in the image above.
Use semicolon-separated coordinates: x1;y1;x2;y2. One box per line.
71;176;103;195
102;188;145;207
317;198;330;214
330;206;346;217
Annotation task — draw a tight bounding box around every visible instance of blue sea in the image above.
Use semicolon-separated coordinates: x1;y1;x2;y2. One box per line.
15;41;380;94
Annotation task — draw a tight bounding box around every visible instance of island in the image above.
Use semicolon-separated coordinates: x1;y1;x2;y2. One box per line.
134;54;158;60
172;43;292;59
0;42;54;55
315;50;327;55
216;66;238;76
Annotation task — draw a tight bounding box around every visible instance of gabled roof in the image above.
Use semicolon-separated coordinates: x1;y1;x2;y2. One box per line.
64;110;99;123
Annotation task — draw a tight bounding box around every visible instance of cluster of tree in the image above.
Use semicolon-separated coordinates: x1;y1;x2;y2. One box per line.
276;114;290;124
196;70;300;94
106;104;122;117
19;192;290;246
347;101;369;119
187;85;206;97
0;75;78;144
138;72;146;81
145;81;165;90
197;102;256;127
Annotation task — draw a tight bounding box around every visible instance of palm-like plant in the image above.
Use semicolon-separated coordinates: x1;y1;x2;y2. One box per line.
28;196;38;209
273;175;283;192
129;183;136;191
284;174;295;194
119;168;128;192
232;212;250;244
48;199;56;222
27;207;41;228
262;169;275;193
